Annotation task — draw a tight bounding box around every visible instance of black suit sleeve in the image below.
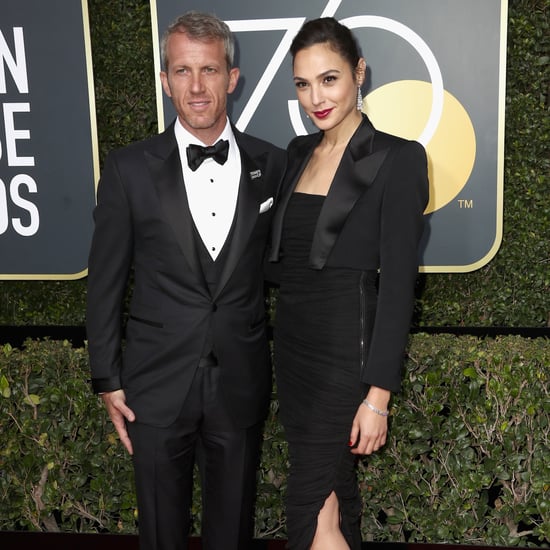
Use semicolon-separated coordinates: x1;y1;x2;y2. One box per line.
361;140;429;391
86;150;134;393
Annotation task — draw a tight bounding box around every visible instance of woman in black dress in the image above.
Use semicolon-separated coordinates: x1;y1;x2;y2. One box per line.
268;18;429;550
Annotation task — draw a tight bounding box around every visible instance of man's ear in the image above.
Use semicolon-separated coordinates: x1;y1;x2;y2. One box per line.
160;71;172;98
227;67;240;94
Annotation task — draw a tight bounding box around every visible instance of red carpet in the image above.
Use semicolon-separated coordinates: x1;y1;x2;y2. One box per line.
0;532;524;550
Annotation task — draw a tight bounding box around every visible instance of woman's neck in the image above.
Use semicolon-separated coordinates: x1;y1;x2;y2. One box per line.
321;111;363;148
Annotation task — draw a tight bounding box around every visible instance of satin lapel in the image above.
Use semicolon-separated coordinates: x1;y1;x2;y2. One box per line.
309;117;390;269
146;133;204;284
268;133;321;261
212;144;263;300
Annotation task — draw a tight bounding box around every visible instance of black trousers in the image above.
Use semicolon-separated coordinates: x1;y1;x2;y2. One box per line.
127;364;264;550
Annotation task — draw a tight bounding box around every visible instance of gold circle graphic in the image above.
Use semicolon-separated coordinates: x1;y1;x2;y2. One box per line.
364;80;476;214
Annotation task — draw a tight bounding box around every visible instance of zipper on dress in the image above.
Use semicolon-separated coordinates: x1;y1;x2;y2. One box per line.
359;271;366;376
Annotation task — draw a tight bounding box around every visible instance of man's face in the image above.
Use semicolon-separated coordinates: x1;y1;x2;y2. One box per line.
160;32;239;144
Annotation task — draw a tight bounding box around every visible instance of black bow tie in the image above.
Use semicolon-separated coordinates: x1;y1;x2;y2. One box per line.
186;139;229;171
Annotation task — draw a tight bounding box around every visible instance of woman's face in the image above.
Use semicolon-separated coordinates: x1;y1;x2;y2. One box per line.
293;42;364;132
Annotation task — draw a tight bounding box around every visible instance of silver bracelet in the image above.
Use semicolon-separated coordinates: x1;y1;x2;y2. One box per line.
362;398;390;417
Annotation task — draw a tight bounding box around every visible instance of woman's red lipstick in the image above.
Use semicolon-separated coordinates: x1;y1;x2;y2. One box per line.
313;109;332;119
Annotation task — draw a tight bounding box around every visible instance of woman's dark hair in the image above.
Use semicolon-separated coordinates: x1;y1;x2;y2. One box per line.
289;17;362;72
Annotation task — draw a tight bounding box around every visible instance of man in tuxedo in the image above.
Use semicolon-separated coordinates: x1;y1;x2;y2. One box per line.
86;11;285;550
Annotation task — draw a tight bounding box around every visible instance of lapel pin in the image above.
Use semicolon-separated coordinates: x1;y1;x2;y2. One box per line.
249;169;262;180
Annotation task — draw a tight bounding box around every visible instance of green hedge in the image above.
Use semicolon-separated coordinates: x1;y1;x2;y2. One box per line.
1;335;548;545
417;0;549;327
0;0;548;327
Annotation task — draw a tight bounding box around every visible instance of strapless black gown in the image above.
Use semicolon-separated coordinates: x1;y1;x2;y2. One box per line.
274;192;365;549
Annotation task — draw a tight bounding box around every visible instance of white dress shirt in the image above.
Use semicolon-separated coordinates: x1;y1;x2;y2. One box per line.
174;117;241;260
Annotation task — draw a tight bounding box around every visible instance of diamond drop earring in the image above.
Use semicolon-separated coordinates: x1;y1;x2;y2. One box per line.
356;86;363;111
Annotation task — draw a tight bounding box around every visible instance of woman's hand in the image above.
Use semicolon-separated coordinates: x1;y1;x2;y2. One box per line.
348;387;390;455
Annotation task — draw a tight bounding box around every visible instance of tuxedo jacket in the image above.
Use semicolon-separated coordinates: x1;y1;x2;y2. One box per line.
268;115;429;392
86;122;286;428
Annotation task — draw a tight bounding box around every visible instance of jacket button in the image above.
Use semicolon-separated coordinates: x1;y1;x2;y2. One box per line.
212;303;217;312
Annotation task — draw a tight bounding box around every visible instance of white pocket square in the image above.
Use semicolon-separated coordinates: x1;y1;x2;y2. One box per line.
259;197;274;214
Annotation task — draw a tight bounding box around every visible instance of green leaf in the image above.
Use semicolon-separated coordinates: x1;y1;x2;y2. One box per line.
24;394;41;406
0;375;10;398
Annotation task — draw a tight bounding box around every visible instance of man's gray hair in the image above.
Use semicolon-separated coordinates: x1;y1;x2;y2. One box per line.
160;11;235;70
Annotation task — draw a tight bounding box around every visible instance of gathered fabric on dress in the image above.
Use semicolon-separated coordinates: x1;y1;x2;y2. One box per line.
274;192;369;550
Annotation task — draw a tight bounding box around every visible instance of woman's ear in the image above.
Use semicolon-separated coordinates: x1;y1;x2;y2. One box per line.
355;58;367;86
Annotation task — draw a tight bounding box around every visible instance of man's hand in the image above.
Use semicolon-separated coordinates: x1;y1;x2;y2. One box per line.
101;389;135;455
